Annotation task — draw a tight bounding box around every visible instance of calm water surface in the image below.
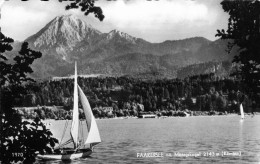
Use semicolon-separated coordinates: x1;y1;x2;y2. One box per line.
38;115;260;164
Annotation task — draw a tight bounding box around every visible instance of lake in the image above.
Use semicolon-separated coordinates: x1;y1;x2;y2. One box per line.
38;115;260;164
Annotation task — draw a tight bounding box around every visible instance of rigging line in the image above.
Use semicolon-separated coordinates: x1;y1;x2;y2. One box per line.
81;120;84;146
76;120;80;148
62;120;69;143
78;120;83;147
74;120;83;152
57;139;72;149
55;138;72;150
79;120;82;143
59;119;69;146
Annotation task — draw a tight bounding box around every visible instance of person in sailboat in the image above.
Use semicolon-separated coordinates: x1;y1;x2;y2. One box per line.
90;143;94;152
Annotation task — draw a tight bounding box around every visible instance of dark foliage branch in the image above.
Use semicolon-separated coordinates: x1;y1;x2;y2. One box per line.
0;32;53;163
59;0;105;21
1;117;58;164
216;0;260;92
1;0;104;162
11;42;42;85
0;33;42;86
0;32;14;86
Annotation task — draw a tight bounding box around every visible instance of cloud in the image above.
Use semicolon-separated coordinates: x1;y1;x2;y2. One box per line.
102;0;214;29
0;0;5;7
0;0;227;42
92;0;224;42
2;6;47;24
1;5;48;40
1;0;71;41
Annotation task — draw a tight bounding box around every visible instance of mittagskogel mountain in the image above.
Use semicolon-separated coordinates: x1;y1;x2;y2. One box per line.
15;15;235;79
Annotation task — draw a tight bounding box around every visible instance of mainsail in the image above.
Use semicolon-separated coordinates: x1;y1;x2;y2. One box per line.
240;103;245;119
78;85;101;146
71;62;79;148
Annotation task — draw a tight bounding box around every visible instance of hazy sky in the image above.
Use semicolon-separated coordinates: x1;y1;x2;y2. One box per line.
1;0;229;43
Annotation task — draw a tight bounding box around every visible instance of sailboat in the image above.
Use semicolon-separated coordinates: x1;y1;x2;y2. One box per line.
38;63;101;160
240;103;245;120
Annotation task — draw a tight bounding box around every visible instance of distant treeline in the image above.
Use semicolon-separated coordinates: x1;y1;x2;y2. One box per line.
177;61;232;79
11;73;259;118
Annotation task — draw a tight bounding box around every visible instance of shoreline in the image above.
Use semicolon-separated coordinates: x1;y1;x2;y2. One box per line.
26;112;259;122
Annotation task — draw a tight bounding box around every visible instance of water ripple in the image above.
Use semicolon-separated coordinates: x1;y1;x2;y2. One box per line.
37;116;260;164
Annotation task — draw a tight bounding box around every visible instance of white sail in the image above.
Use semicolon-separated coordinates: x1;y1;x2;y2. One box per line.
37;63;101;160
70;62;79;148
78;85;101;146
240;103;244;119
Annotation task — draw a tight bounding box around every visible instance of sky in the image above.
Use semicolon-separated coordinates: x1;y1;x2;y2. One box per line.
0;0;229;43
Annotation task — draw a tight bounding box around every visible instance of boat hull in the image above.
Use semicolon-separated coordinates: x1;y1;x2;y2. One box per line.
37;149;92;160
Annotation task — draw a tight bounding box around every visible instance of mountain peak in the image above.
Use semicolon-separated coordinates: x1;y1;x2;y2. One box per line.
26;15;101;48
21;14;232;79
106;29;137;43
53;14;93;28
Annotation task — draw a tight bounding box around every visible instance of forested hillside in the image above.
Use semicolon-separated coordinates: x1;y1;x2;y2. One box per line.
11;74;259;119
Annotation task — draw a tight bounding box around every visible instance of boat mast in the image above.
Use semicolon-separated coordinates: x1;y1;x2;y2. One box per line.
70;62;79;149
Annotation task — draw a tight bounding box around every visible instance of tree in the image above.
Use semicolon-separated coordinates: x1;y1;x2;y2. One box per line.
216;0;260;93
1;38;42;114
185;96;194;110
0;33;59;163
164;87;170;99
0;33;13;85
1;117;58;163
216;95;227;112
1;0;105;163
59;0;104;21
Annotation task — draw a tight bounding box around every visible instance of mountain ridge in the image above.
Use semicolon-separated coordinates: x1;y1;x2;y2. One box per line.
15;14;235;79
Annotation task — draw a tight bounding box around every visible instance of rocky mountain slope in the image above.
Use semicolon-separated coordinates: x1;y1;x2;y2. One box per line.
14;14;235;79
